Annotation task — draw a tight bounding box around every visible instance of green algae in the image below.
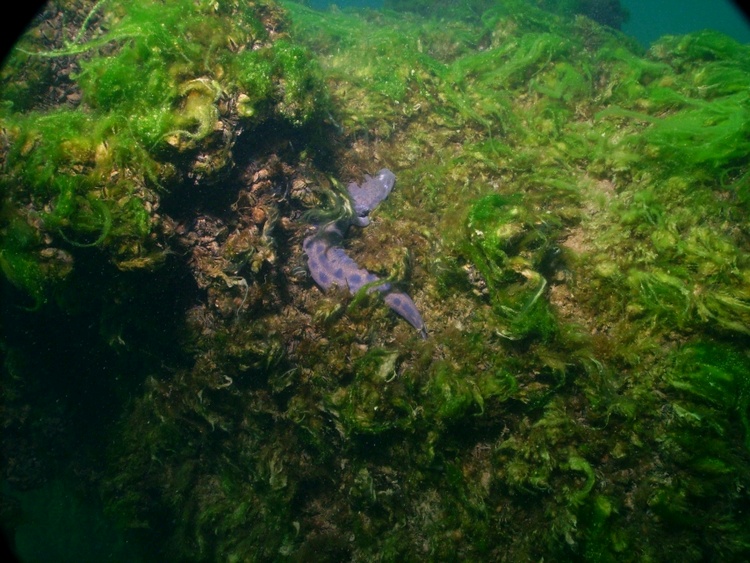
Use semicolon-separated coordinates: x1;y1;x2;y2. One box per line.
0;216;66;309
1;0;750;561
0;0;329;303
280;4;750;558
462;193;561;341
669;341;750;451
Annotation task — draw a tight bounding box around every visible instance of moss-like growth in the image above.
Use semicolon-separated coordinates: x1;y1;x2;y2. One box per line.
462;193;561;342
0;213;73;308
3;1;750;561
669;341;750;450
0;0;329;305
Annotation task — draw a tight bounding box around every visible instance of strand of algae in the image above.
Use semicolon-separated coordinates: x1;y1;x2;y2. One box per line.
19;0;140;58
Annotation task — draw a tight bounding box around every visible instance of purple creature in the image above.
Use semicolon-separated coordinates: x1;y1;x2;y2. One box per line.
303;169;427;338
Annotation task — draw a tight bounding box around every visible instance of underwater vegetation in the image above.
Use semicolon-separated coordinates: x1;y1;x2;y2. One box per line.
0;0;327;307
1;0;749;561
383;0;629;29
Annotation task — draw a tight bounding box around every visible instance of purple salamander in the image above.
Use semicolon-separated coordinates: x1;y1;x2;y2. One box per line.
303;169;427;338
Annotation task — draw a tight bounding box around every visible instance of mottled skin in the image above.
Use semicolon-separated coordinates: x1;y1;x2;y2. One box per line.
303;169;427;338
348;169;395;227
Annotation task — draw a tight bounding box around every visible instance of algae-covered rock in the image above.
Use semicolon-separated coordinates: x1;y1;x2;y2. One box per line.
0;0;328;305
2;1;750;562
